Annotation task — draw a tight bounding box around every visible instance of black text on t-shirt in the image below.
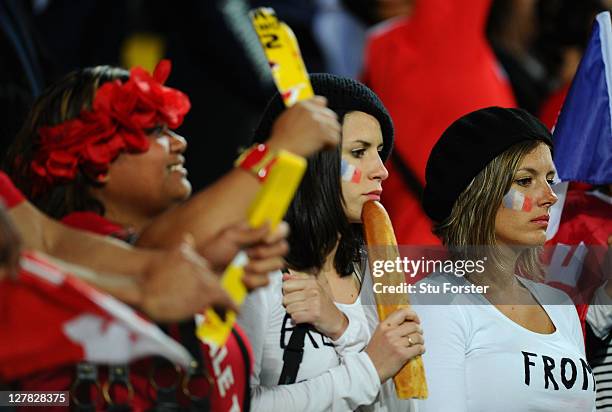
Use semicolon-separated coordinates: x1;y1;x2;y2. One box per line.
522;351;596;391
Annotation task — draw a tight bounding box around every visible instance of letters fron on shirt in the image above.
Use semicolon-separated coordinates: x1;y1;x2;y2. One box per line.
280;313;334;349
522;351;596;391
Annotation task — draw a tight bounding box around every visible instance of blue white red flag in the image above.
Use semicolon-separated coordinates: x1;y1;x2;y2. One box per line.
553;11;612;185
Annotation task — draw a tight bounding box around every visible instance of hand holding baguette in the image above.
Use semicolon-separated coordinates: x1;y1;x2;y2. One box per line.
365;307;425;384
362;200;428;399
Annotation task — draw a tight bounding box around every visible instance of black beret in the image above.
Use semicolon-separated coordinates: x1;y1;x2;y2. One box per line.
423;106;553;223
253;73;394;162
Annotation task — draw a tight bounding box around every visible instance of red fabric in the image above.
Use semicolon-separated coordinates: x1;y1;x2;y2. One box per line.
1;252;99;380
16;212;253;411
538;83;570;130
61;211;130;238
363;0;516;246
545;190;612;337
0;171;25;208
1;252;185;382
549;191;611;247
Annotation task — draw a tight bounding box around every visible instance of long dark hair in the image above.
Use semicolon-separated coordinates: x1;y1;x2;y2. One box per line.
4;66;129;219
283;110;364;277
254;73;394;277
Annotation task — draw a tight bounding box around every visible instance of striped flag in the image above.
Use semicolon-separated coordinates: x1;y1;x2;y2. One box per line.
502;188;533;212
552;11;612;185
341;159;362;183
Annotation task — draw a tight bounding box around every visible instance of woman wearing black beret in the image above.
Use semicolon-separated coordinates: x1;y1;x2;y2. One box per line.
414;107;596;411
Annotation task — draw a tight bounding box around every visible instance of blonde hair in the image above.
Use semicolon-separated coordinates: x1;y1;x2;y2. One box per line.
433;140;549;278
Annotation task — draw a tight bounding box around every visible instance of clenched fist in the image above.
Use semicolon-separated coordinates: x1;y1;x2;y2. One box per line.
267;96;341;157
282;272;348;340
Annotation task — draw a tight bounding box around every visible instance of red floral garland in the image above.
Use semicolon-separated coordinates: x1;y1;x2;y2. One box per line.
31;60;191;185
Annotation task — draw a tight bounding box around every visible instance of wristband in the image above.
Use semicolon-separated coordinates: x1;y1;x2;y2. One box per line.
235;143;278;182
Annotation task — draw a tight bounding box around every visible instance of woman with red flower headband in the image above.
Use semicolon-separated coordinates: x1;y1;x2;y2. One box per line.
9;61;192;217
6;59;341;411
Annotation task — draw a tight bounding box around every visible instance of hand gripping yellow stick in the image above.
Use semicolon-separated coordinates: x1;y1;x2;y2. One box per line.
197;152;306;346
197;7;312;348
362;201;428;399
250;7;314;106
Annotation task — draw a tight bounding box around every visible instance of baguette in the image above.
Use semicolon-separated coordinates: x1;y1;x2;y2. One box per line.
362;200;428;399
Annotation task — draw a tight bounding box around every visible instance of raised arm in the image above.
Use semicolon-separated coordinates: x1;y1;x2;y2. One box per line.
137;96;341;250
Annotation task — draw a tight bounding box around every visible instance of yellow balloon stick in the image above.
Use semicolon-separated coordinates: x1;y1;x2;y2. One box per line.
197;151;306;347
250;7;314;106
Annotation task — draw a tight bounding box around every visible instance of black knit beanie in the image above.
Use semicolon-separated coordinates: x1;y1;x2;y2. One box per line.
423;106;553;223
253;73;394;162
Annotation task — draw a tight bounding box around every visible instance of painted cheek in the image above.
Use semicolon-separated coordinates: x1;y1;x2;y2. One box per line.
340;158;362;183
502;188;533;212
157;136;170;151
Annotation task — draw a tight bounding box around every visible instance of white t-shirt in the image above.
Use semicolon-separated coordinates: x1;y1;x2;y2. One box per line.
237;271;382;411
411;272;596;412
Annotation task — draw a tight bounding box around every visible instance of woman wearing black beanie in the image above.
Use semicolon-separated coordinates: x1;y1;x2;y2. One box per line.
414;107;596;411
238;74;423;411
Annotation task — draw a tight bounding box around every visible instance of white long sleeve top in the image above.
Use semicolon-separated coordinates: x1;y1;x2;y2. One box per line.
237;271;382;411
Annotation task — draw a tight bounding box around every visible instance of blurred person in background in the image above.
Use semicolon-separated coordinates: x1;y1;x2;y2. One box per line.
362;0;516;250
487;0;549;115
0;0;50;161
312;0;414;79
535;0;609;128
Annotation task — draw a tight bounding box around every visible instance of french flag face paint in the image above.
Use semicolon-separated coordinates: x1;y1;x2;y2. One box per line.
340;159;362;183
503;188;533;212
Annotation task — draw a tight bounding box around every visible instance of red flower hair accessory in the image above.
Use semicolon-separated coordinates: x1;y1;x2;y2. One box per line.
31;60;190;186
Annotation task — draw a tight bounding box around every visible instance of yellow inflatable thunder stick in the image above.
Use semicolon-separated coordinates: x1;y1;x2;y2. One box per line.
197;7;313;347
197;152;306;346
250;7;314;106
